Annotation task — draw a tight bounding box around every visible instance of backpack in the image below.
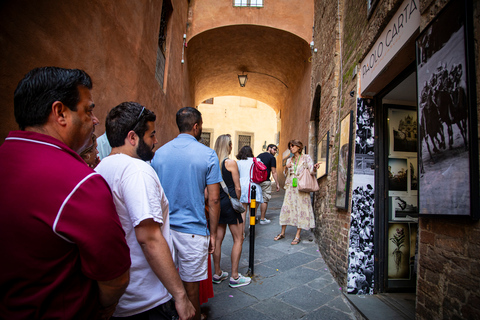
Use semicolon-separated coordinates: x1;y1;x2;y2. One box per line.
250;157;268;184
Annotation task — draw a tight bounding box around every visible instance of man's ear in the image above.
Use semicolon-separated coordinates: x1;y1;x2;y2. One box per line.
126;130;138;146
51;101;69;126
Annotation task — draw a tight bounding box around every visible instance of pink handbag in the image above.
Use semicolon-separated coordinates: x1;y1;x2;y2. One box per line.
298;164;319;193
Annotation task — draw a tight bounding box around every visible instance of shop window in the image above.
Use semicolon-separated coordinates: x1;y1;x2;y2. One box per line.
155;0;173;88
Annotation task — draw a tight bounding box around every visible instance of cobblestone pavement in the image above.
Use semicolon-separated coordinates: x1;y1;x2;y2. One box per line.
202;188;358;320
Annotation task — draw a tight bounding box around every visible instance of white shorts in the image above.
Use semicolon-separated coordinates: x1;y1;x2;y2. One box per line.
171;229;209;282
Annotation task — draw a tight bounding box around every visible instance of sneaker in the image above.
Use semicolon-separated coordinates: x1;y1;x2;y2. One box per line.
229;274;251;288
212;271;228;284
259;218;271;225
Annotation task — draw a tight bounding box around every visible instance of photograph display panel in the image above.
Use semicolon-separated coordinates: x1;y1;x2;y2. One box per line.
336;111;353;209
316;131;329;179
416;0;478;217
388;107;417;157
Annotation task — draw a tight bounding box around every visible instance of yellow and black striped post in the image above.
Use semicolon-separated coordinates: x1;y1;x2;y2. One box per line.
247;185;256;276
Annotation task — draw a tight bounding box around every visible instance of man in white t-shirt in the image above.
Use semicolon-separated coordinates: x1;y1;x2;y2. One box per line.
96;102;195;320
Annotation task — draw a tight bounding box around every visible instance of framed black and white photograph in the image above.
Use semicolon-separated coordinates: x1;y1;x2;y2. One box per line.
408;157;418;193
387;107;417;157
316;131;329;179
416;0;479;218
336;111;353;209
389;196;418;221
388;223;410;280
388;158;408;195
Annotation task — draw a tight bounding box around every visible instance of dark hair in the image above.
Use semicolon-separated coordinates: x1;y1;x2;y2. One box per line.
14;67;92;130
176;107;202;133
236;145;253;160
267;144;277;150
288;139;303;153
105;102;156;148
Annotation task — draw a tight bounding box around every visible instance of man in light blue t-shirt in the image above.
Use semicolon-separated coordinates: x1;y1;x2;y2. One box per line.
151;107;221;320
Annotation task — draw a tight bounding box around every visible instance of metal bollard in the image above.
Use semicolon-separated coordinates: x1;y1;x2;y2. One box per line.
246;185;256;277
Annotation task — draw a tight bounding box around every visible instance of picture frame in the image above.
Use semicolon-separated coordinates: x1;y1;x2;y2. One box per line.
388;158;408;195
389;196;418;221
408;157;418;194
387;222;411;280
316;131;329;179
416;0;479;218
367;0;378;19
387;106;417;157
336;111;353;209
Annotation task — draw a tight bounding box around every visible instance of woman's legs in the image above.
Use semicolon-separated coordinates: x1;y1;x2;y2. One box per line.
274;225;287;240
228;221;244;279
213;224;227;276
241;203;248;237
291;227;302;245
295;227;301;239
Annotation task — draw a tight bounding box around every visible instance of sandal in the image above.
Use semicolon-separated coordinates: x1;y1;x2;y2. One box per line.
291;237;301;245
274;234;285;241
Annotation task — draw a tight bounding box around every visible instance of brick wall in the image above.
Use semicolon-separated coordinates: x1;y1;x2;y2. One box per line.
311;0;348;286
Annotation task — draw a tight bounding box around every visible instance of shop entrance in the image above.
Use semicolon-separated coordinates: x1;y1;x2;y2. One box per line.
376;65;418;292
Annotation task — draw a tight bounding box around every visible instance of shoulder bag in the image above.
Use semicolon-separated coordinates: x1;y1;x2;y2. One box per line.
298;156;319;193
221;158;246;214
220;180;245;214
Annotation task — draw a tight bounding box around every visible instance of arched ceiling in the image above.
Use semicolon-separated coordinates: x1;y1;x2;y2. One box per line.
187;25;311;112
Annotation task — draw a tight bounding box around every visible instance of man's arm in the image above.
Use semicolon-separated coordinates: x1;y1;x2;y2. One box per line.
135;219;195;320
271;167;280;192
97;271;130;319
206;183;221;254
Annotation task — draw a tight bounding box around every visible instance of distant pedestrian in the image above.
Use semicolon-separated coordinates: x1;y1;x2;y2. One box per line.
0;67;131;319
96;131;112;160
96;102;195;319
236;146;264;232
151;107;222;320
274;139;319;245
212;134;251;288
257;144;280;224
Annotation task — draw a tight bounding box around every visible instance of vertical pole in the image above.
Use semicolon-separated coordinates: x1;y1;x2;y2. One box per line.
247;185;256;277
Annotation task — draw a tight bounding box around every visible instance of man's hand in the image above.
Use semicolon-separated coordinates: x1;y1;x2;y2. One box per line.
209;234;216;254
175;294;196;320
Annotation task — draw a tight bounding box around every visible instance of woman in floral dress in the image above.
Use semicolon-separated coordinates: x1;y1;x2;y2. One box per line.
274;139;319;245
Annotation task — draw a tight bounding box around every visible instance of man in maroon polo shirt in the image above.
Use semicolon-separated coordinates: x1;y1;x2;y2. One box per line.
0;67;131;319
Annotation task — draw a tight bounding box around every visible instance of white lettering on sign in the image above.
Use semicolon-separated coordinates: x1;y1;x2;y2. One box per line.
360;0;420;94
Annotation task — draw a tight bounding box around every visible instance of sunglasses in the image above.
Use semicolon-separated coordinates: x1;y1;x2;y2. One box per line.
130;106;145;131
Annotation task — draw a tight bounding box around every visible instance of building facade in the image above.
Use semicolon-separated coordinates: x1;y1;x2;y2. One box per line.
311;0;480;318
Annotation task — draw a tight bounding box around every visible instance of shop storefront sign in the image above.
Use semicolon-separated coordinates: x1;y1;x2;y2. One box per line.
360;0;420;94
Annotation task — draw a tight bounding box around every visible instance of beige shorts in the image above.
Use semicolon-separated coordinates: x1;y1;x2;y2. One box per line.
260;180;272;202
171;229;209;282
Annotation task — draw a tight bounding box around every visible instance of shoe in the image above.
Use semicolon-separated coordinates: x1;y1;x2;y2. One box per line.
291;237;301;245
274;233;285;241
259;218;271;225
229;273;251;288
212;271;228;284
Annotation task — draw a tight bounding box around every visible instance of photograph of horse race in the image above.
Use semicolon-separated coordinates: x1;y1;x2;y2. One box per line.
416;0;471;216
